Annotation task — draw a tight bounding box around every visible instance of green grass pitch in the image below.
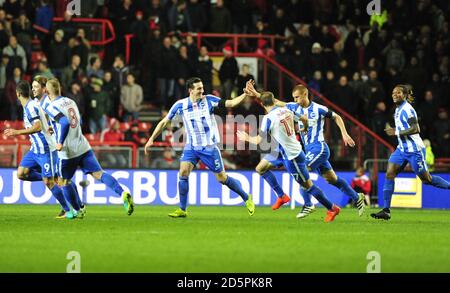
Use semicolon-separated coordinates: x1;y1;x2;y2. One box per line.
1;205;449;272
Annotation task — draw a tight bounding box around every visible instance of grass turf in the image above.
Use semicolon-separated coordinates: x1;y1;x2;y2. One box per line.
0;205;449;272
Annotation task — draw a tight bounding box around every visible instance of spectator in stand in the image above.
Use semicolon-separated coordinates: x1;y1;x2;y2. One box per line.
71;28;91;71
236;64;254;96
102;70;118;117
34;61;54;79
197;46;213;95
0;21;9;50
125;122;147;147
35;0;54;37
308;42;326;78
103;119;127;168
112;54;130;89
87;56;104;79
5;66;22;120
12;11;32;59
150;147;180;169
423;139;435;172
209;0;232;34
174;45;195;99
168;0;191;32
0;54;10;91
155;36;176;107
3;0;21;19
334;75;357;116
432;108;450;157
2;35;27;72
121;72;143;122
186;0;206;32
371;101;389;141
61;54;84;93
58;10;77;41
130;10;148;66
219;46;239;99
351;167;372;206
66;81;85;116
308;70;322;93
419;90;439;139
88;78;110;134
47;29;68;80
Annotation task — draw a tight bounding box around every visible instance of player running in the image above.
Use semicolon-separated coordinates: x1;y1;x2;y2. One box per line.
3;80;70;218
246;82;365;218
237;91;341;222
144;77;255;218
41;78;134;219
32;75;85;218
371;85;450;220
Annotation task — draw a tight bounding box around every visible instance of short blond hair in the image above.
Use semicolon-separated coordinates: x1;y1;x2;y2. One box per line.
46;78;61;96
292;84;308;95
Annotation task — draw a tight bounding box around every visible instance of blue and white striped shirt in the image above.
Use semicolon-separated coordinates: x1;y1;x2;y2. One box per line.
285;101;329;145
23;99;52;154
394;101;424;152
168;95;221;147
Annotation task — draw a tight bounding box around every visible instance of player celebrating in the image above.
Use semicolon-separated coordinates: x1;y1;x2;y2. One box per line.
32;75;85;218
144;77;255;218
246;82;365;218
237;91;341;222
3;80;70;218
42;78;134;219
371;85;450;220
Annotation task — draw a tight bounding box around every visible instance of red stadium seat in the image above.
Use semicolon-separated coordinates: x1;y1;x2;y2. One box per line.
138;122;151;132
120;122;130;132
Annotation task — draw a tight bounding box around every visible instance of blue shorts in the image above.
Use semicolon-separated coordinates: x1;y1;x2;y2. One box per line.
304;142;333;175
388;148;428;175
58;150;103;179
263;152;284;168
20;151;58;178
282;152;310;184
180;145;224;173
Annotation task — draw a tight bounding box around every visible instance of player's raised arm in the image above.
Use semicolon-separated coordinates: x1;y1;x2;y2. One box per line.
332;112;355;147
245;79;286;107
223;80;254;108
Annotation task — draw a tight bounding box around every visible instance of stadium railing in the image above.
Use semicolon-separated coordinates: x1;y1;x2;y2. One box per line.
32;17;116;60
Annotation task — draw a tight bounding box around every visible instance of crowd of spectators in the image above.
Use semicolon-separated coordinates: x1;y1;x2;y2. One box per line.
0;0;448;158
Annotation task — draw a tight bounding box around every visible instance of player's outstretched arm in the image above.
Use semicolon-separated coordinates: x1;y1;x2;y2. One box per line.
333;113;355;147
3;120;42;137
237;130;262;145
245;79;286;107
144;116;171;155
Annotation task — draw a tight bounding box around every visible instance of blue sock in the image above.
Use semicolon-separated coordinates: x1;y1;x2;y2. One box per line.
51;185;70;212
178;176;189;211
70;181;83;208
26;170;42;181
332;177;359;201
62;184;81;211
100;172;124;196
429;176;450;189
223;176;249;201
300;188;313;206
261;171;284;198
306;185;333;210
383;179;395;209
